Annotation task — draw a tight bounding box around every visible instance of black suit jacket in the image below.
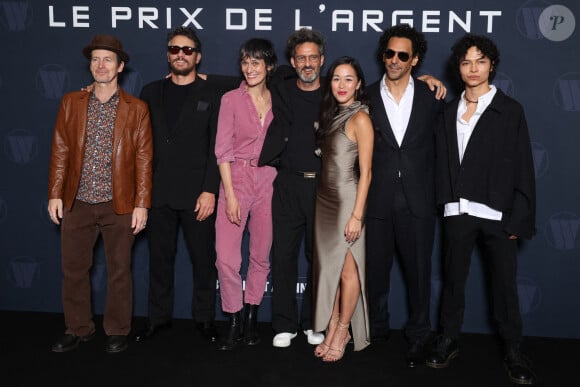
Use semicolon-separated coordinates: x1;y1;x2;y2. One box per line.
258;65;297;167
435;89;536;239
366;78;443;219
140;78;221;209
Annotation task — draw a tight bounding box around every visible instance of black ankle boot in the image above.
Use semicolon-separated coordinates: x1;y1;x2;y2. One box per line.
217;311;242;351
243;303;260;346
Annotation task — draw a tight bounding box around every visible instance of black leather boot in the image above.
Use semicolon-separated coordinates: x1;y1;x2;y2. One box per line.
243;303;260;346
217;311;242;351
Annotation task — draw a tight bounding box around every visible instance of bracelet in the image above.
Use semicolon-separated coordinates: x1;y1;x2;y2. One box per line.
351;213;362;221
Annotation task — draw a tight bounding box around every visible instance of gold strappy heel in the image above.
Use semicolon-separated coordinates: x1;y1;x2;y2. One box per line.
314;315;339;358
322;321;351;362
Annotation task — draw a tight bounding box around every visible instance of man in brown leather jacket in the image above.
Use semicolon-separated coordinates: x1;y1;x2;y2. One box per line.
47;35;153;354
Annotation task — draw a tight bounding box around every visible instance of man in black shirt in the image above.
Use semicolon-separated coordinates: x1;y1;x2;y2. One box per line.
135;27;221;343
258;29;327;348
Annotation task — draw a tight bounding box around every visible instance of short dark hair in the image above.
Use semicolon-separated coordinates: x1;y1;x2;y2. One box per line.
286;28;326;59
377;24;427;68
167;27;202;52
239;38;278;75
450;34;500;82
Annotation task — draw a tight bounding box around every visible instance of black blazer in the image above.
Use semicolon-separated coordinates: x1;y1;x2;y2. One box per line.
435;89;536;239
140;78;221;209
366;78;443;219
258;65;297;167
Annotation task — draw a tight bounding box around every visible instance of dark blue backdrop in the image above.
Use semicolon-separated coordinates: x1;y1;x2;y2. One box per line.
1;0;579;339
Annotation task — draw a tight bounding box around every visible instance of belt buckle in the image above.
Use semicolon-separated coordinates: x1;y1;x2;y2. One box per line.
303;172;316;179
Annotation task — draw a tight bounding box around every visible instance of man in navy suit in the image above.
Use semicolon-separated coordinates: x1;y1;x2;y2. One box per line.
427;34;536;385
135;27;221;343
365;24;443;367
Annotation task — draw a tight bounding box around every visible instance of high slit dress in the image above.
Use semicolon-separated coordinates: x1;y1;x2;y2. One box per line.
313;101;371;351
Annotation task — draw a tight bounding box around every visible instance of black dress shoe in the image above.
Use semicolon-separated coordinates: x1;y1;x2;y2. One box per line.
504;347;536;385
197;321;219;342
426;335;459;368
134;321;171;342
51;331;95;353
105;335;128;353
406;341;426;368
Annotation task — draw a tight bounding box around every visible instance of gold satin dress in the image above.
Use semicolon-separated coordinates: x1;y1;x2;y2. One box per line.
313;101;371;351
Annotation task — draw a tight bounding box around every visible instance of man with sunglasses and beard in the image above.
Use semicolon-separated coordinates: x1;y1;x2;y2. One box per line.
365;24;444;367
135;27;221;343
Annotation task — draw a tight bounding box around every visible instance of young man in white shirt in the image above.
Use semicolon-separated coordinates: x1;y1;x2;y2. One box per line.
428;34;536;385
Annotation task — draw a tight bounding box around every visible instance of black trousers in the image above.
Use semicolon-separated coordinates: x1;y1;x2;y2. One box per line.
440;214;523;343
270;170;318;333
366;183;435;343
147;205;217;324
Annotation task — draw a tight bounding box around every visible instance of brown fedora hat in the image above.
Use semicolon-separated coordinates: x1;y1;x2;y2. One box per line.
82;34;130;63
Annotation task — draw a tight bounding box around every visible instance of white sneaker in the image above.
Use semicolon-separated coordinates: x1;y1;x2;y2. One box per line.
272;332;298;348
304;329;325;345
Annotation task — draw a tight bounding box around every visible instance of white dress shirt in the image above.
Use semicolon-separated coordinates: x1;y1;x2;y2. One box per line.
444;85;503;221
380;74;414;147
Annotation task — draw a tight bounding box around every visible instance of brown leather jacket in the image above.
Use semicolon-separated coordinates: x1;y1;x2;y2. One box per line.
48;88;153;214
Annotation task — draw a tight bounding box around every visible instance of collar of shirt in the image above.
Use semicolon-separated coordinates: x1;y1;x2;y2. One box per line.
457;85;497;124
380;74;414;105
455;86;497;162
380;74;414;147
89;88;120;106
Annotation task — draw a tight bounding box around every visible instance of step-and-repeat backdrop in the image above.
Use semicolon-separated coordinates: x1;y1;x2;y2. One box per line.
1;0;579;338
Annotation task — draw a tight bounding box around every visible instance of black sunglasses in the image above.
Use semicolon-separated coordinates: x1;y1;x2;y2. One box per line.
167;45;199;55
384;49;411;62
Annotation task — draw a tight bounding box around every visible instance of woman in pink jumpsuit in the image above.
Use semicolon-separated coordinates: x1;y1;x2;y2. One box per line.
214;38;277;350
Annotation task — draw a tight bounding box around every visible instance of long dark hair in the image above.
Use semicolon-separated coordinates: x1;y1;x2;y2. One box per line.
317;56;367;146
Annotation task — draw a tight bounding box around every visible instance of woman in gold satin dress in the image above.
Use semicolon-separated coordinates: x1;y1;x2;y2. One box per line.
313;56;374;361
